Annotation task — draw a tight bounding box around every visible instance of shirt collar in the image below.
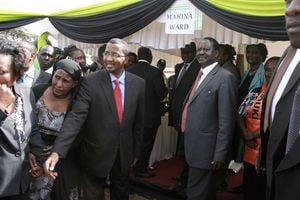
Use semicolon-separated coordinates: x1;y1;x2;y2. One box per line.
138;59;149;64
202;62;218;75
109;70;125;84
25;66;35;79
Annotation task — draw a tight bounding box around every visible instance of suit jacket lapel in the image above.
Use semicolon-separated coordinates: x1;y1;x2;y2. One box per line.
14;83;32;149
177;59;196;88
272;58;300;171
189;65;219;104
265;46;289;102
99;72;120;124
33;68;40;85
123;72;133;125
270;62;300;151
280;62;300;99
277;136;300;172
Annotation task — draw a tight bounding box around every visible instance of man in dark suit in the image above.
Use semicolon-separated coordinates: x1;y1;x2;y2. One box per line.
128;47;167;177
169;42;201;130
44;38;145;200
183;37;237;200
37;44;56;72
261;1;300;199
168;42;201;191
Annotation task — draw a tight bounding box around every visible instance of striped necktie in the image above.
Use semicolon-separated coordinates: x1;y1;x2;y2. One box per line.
181;70;203;132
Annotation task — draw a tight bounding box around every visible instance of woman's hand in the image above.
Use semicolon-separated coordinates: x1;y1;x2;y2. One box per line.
42;146;53;158
44;152;59;179
0;84;15;113
29;153;43;177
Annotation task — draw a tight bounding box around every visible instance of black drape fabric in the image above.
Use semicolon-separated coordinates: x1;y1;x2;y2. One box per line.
49;0;176;43
0;0;288;42
0;17;44;31
190;0;288;41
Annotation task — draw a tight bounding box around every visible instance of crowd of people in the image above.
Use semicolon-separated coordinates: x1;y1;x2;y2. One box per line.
1;0;300;200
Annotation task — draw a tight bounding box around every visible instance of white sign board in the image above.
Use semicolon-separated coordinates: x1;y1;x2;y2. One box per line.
165;9;195;34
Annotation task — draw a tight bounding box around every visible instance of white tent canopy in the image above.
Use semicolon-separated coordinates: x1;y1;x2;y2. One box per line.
19;0;288;75
1;0;114;14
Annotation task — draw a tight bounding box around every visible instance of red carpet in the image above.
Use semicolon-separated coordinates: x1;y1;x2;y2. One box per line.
130;156;243;200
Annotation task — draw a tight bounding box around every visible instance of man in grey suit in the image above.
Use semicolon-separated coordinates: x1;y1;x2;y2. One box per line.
183;37;237;200
44;38;145;200
18;41;51;87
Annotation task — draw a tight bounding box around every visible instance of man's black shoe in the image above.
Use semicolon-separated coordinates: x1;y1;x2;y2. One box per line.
230;184;243;193
134;170;156;178
227;169;236;176
168;182;186;192
171;176;182;182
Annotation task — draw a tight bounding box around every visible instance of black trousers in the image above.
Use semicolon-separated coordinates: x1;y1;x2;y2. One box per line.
82;152;129;200
0;193;29;200
187;167;216;200
243;161;266;200
135;126;159;172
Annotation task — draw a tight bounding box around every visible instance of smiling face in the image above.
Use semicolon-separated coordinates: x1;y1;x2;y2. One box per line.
0;54;15;88
51;69;78;98
103;42;128;77
285;0;300;48
196;39;219;68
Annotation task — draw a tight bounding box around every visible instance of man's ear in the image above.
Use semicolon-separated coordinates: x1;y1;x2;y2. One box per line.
124;56;129;65
215;50;220;60
30;52;37;63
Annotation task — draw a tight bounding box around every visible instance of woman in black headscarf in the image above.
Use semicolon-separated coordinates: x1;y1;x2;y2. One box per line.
28;59;82;200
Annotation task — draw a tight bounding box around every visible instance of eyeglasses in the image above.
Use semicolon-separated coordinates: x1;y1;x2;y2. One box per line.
103;51;127;59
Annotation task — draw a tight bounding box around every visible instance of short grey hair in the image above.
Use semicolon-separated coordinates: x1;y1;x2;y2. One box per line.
18;41;37;55
107;38;129;56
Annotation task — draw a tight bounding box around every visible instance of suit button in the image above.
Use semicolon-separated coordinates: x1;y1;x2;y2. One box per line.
15;151;21;157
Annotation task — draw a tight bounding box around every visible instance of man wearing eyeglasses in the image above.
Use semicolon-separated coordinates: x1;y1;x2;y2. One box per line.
44;38;145;200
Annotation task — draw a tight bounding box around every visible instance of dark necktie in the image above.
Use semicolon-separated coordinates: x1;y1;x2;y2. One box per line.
181;70;203;132
286;86;300;154
175;63;188;87
263;47;296;132
114;79;123;123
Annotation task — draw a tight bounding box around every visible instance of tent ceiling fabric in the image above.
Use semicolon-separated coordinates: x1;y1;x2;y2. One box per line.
190;0;288;41
207;0;285;16
50;0;176;43
0;0;139;19
57;13;267;57
0;0;288;45
0;17;44;31
124;14;267;52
